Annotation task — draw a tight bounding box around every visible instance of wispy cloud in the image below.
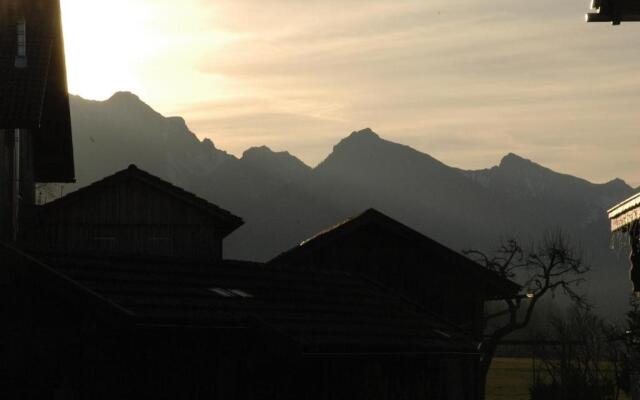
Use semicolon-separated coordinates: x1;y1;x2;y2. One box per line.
62;0;640;185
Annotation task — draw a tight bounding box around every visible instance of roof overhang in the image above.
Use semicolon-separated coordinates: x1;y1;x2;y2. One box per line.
608;192;640;232
586;0;640;24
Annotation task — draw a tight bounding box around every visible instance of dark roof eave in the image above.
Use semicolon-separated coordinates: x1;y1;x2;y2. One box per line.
1;242;133;323
301;350;479;358
39;165;243;230
271;208;520;297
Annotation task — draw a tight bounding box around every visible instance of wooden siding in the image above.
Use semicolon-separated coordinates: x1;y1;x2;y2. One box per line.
0;0;75;182
1;316;476;400
24;178;224;260
275;225;487;339
304;356;478;400
0;129;8;241
0;128;36;242
609;193;640;232
0;258;475;400
1;240;479;400
610;207;640;232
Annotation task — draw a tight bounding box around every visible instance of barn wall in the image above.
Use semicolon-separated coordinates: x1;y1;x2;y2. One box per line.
18;129;36;239
0;128;38;242
0;256;261;399
0;260;98;398
300;356;479;400
74;327;259;400
0;129;8;241
280;227;486;338
1;246;478;400
23;178;224;261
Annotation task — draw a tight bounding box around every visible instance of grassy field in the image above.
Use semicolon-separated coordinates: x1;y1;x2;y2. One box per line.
486;357;629;400
486;358;534;400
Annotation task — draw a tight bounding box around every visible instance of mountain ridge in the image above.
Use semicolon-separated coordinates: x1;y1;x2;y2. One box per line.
65;92;637;316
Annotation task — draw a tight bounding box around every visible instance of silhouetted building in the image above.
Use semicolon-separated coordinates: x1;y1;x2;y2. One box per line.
23;165;243;261
586;0;640;24
0;0;75;242
608;194;640;399
270;209;521;339
608;192;640;293
1;241;479;399
4;166;485;399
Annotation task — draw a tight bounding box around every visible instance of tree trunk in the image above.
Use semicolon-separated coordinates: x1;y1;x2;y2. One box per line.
477;371;487;400
477;340;499;400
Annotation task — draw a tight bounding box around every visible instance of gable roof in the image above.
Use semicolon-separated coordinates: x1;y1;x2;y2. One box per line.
1;241;476;356
271;208;520;300
0;0;74;182
40;164;244;237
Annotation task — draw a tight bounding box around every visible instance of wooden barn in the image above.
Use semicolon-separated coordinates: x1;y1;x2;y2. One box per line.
270;209;521;339
0;0;75;242
23;164;244;261
1;240;480;400
0;165;482;399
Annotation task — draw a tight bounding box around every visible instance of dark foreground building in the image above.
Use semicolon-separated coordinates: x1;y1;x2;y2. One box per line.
2;230;478;399
270;209;520;339
1;166;481;399
23;164;244;261
0;0;75;242
0;1;503;398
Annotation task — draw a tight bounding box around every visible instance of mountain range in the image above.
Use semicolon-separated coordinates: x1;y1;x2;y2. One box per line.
64;92;637;317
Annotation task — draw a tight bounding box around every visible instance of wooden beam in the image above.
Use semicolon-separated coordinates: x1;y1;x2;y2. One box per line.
611;208;640;232
609;193;640;232
587;12;640;22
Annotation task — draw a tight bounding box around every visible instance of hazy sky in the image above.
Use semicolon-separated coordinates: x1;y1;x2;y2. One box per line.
60;0;640;186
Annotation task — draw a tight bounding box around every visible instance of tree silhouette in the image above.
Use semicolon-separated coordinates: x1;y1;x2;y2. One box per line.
464;231;590;400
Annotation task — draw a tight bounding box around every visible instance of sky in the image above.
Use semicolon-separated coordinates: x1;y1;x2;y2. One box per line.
59;0;640;186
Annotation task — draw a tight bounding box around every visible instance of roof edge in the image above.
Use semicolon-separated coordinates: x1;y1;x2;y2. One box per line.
0;241;135;321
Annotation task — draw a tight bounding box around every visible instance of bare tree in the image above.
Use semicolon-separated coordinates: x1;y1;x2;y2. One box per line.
530;306;622;400
464;231;591;399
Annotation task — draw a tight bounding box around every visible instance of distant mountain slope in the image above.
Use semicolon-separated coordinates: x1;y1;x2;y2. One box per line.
65;93;636;316
70;92;234;190
465;153;631;214
69;92;312;214
310;129;519;249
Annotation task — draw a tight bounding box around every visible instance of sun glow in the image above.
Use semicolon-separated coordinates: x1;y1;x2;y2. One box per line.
59;0;238;110
60;0;158;100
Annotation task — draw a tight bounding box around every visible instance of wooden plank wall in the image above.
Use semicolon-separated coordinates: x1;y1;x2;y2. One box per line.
281;227;485;338
304;356;477;400
0;129;8;241
25;178;224;261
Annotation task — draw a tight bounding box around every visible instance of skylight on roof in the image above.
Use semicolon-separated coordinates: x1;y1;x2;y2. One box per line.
207;288;253;298
208;288;233;297
433;329;452;339
229;289;253;298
